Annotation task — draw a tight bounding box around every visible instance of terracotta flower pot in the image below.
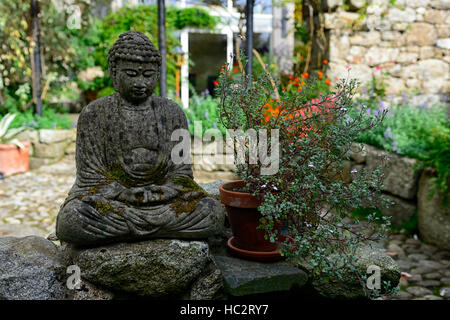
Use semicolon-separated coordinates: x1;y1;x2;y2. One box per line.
219;180;280;255
0;141;30;177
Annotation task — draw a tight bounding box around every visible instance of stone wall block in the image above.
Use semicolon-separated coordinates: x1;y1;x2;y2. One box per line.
39;129;75;144
417;59;449;80
33;141;70;159
417;170;450;250
405;23;437;46
365;145;421;200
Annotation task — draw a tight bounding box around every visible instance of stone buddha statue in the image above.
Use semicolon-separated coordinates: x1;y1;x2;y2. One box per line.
56;31;224;247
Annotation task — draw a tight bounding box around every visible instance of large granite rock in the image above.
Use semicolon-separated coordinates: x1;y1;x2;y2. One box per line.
299;244;400;300
68;239;212;298
190;269;224;300
0;236;68;300
365;145;421;200
417;170;450;250
213;255;308;296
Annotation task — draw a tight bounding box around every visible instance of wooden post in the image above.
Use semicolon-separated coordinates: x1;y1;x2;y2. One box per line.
245;0;254;78
158;0;167;98
31;0;42;116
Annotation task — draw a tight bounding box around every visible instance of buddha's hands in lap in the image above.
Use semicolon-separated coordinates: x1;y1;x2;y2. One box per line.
116;184;178;204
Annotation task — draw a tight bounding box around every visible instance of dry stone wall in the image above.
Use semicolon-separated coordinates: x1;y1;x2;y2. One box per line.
325;0;450;97
16;129;76;169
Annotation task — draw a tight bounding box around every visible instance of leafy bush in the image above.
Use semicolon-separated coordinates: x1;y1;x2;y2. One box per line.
184;92;226;137
74;5;219;98
0;0;94;106
8;108;73;130
352;96;449;205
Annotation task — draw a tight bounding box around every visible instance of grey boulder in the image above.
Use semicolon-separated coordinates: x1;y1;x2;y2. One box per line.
68;239;211;298
299;244;400;300
0;236;68;300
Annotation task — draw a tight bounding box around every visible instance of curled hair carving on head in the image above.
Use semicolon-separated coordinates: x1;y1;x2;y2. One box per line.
108;30;161;88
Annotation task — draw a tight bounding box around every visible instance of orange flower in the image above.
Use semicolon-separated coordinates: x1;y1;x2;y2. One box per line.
213;80;219;86
297;87;302;91
263;104;280;122
325;79;331;85
323;60;328;65
233;67;239;73
318;71;323;77
301;81;306;86
289;75;293;80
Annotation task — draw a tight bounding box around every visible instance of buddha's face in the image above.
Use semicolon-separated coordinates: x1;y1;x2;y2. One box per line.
114;59;159;104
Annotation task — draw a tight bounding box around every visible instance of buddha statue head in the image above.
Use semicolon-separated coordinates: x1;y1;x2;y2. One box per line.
108;30;161;104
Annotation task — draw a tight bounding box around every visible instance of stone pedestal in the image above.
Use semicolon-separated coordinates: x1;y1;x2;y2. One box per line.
213;255;308;297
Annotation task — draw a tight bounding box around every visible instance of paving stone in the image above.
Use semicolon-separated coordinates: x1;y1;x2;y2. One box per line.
388;239;404;246
403;245;422;254
213;255;308;296
416;280;441;287
441;278;450;285
420;244;438;254
432;251;450;260
408;274;423;283
389;234;406;241
440;259;450;266
406;286;433;296
443;270;450;277
423;272;442;280
405;238;422;246
418;260;443;270
387;243;405;257
392;290;413;300
408;253;429;261
411;267;437;274
414;295;443;300
396;259;416;270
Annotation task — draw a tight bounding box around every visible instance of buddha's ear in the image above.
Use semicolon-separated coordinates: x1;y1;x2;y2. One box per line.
108;60;119;91
111;75;119;91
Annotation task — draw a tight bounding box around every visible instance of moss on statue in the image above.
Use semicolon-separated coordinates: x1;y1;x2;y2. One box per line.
171;176;209;194
169;194;205;215
94;200;125;215
169;176;210;215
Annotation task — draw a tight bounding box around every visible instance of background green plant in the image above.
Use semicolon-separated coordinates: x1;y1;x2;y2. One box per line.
184;91;226;137
352;88;449;206
0;0;93;112
5;107;73;130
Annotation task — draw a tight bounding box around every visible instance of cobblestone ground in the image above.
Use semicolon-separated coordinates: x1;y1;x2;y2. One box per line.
0;157;448;300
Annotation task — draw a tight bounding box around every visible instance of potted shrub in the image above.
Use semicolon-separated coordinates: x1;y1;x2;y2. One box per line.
0;113;30;177
215;58;393;289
